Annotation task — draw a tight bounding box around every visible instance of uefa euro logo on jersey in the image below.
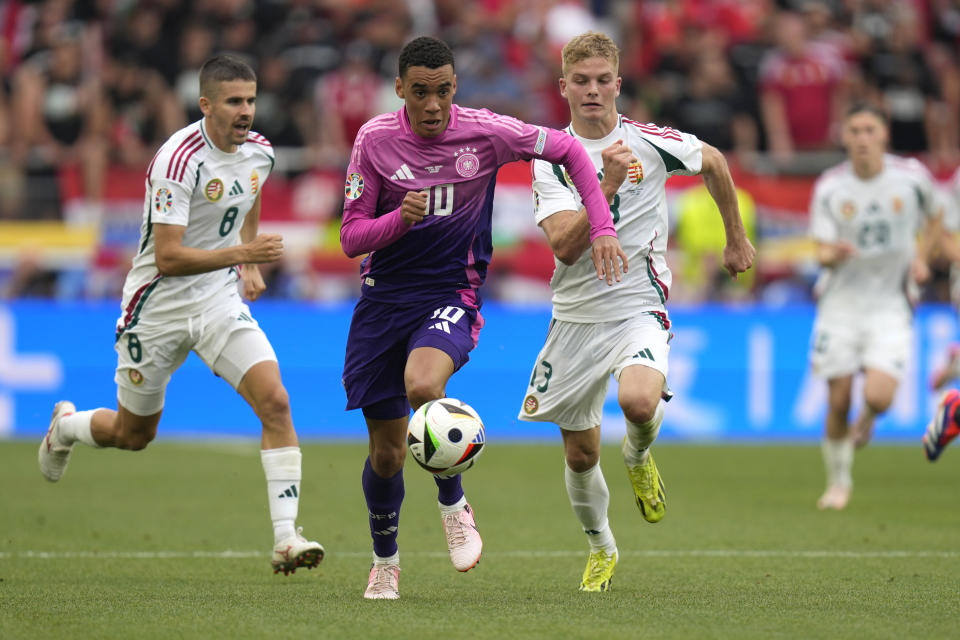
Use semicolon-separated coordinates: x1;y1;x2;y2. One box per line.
627;161;644;185
345;173;364;200
154;187;173;213
454;148;480;178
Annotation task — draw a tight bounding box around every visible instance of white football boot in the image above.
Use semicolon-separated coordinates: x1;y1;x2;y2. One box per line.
271;527;324;575
38;401;77;482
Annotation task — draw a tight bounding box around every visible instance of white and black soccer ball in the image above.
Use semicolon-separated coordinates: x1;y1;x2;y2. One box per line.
407;398;485;478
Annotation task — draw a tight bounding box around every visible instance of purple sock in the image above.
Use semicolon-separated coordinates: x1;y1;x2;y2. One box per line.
435;473;464;506
362;457;404;558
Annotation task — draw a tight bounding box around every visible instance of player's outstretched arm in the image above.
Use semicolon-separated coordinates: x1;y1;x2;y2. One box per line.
154;223;283;277
700;142;756;278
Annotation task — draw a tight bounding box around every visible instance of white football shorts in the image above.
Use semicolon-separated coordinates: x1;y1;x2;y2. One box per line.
809;309;913;381
518;313;670;431
114;299;277;416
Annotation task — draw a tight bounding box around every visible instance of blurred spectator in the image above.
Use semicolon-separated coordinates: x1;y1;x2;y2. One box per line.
661;47;758;156
172;21;215;124
860;4;939;154
11;20;108;222
758;10;848;165
105;52;181;170
255;54;312;151
312;40;384;168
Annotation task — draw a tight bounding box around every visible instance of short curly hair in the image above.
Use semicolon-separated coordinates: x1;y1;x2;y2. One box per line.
398;36;455;77
561;31;619;75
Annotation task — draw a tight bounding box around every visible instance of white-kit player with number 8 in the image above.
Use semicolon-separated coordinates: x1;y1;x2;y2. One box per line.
38;54;324;576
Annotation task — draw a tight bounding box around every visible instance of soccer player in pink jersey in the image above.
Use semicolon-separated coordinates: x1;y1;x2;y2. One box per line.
38;55;324;576
340;36;626;600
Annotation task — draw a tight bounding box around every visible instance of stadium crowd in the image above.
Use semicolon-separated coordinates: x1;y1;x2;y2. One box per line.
2;0;960;301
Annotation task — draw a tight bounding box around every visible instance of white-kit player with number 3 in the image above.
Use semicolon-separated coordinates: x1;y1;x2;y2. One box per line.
38;55;324;576
809;104;936;510
518;32;755;593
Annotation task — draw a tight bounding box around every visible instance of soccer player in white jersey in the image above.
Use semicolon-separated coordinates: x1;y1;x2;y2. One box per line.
37;55;324;575
518;32;755;592
809;104;936;508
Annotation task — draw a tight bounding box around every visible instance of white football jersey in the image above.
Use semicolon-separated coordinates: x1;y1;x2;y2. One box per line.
118;119;274;331
531;115;702;323
809;154;935;316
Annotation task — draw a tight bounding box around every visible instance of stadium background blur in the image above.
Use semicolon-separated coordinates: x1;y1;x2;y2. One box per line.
3;0;960;440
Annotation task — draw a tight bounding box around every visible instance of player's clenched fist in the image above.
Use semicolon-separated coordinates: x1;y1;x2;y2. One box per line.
401;191;429;225
245;233;284;263
600;140;637;193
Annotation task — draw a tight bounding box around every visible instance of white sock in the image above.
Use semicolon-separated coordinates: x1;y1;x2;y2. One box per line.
821;437;854;489
57;410;103;448
373;551;399;565
261;446;301;544
565;463;616;554
624;402;664;466
438;496;467;515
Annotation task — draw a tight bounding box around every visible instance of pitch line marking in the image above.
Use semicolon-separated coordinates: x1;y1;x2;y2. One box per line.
3;550;959;560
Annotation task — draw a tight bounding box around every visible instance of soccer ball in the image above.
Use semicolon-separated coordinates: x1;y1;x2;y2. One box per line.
407;398;485;477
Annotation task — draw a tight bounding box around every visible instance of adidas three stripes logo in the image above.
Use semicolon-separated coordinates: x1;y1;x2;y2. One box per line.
278;484;299;498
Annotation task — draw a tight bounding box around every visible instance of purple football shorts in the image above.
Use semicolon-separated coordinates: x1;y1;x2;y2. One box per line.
342;293;484;418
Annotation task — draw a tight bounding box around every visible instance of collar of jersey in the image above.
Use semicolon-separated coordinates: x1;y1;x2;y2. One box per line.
566;114;623;148
199;119;245;161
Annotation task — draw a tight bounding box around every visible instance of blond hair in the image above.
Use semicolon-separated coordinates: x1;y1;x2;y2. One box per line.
561;31;620;75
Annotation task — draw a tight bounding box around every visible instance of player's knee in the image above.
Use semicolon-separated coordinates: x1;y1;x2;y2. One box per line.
116;428;155;451
864;392;893;415
371;445;405;476
405;378;444;411
620;394;660;425
564;441;599;472
255;385;291;424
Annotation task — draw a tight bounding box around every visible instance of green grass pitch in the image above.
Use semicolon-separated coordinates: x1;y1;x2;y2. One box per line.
2;439;959;639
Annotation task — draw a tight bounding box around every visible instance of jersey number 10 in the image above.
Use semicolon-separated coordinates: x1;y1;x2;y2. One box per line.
425;184;454;216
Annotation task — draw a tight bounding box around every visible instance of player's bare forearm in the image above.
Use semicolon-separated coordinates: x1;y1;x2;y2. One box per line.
701;143;755;276
542;209;591;265
542;177;619;265
154;223;283;277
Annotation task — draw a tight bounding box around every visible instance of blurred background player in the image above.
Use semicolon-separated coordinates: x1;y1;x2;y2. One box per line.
37;55;324;575
340;36;625;600
809;104;936;510
518;32;754;592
